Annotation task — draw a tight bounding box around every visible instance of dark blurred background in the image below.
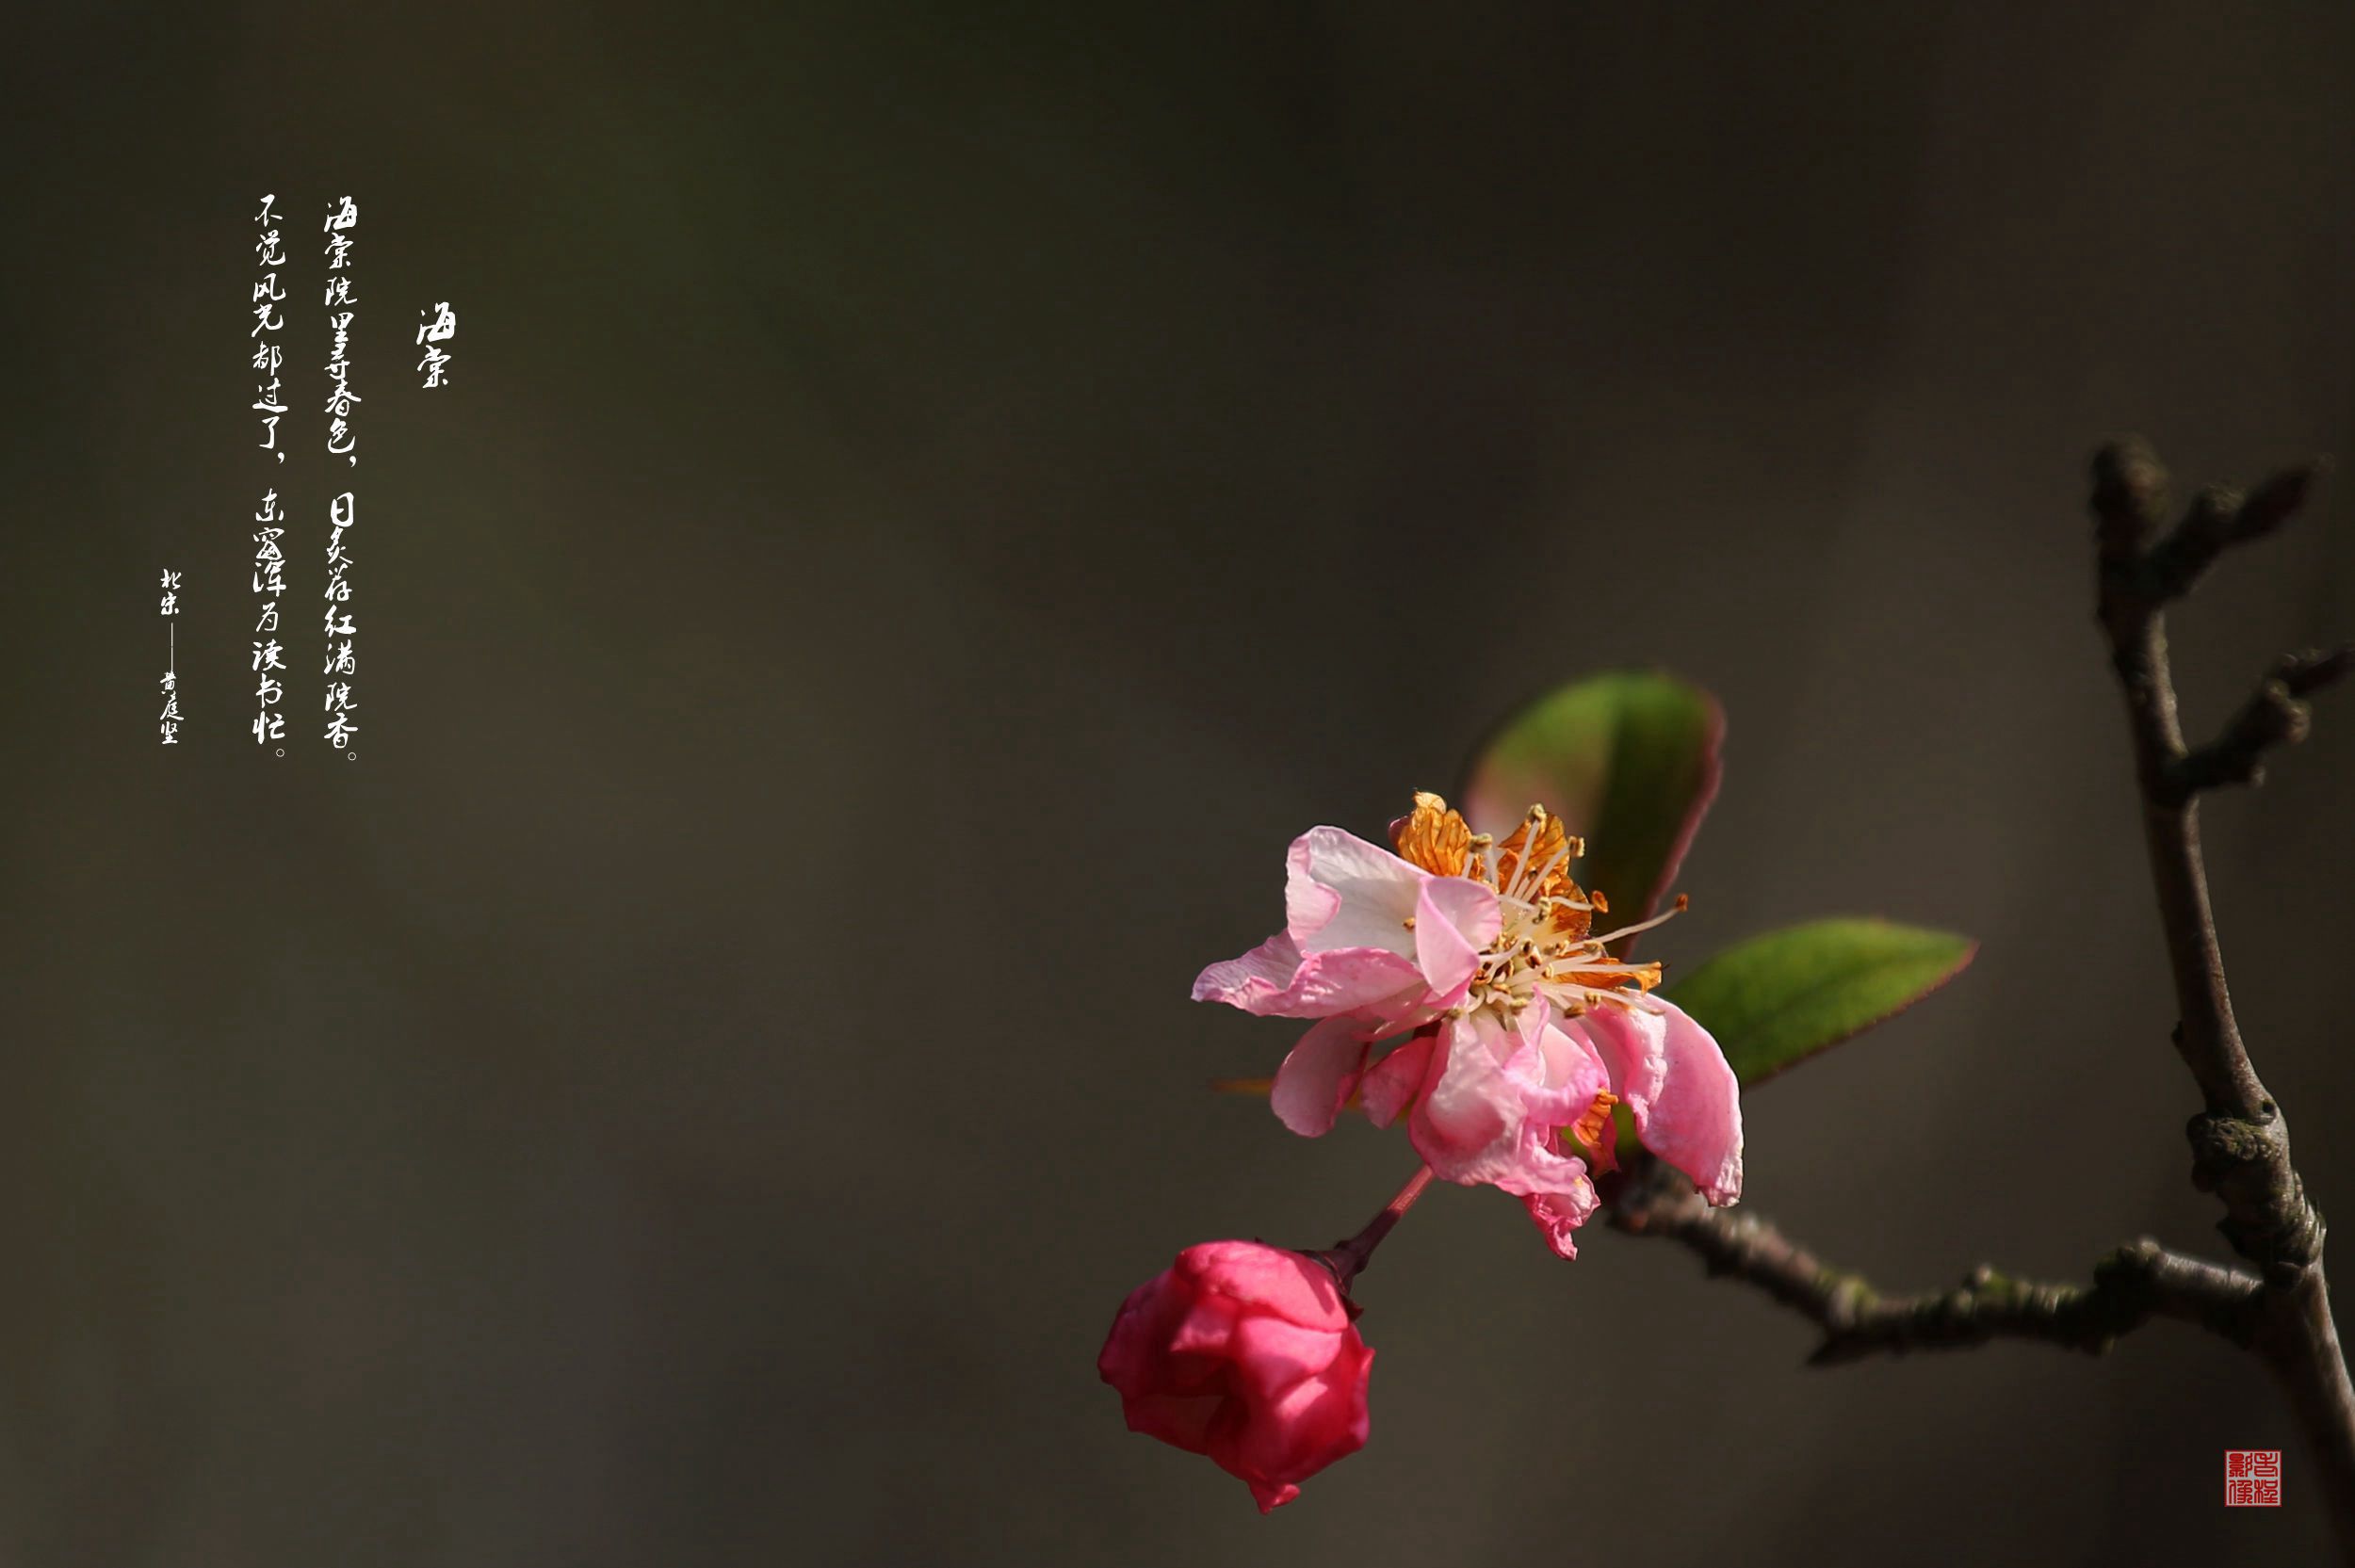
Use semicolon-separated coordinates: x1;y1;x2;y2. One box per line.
9;2;2355;1562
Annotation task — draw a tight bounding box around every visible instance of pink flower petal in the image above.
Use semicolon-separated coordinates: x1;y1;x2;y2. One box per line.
1270;1016;1373;1137
1178;1240;1350;1330
1413;874;1502;1000
1410;1012;1520;1168
1509;1006;1614;1129
1120;1389;1225;1449
1357;1033;1434;1128
1215;1342;1372;1513
1225;1313;1354;1398
1522;1187;1600;1260
1574;998;1743;1205
1407;1011;1598;1214
1166;1297;1244;1359
1191;932;1426;1021
1247;1479;1303;1513
1285;828;1424;954
1193;930;1307;1009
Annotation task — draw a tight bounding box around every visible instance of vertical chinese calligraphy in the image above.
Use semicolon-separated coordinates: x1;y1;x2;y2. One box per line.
323;196;360;465
324;493;357;751
417;300;457;388
158;570;182;744
323;196;360;754
252;192;291;750
252;490;287;744
252;196;287;463
203;192;416;752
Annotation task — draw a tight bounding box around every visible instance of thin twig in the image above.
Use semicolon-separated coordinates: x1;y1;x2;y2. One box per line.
2091;439;2318;1134
2165;648;2354;802
2090;440;2332;1239
2133;461;2329;605
1608;1171;2262;1365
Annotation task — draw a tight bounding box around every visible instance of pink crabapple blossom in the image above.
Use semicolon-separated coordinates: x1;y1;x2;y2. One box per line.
1194;793;1744;1256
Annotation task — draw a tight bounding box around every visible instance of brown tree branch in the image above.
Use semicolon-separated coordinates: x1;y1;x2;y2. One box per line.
1607;1169;2262;1366
2165;648;2354;802
2096;438;2355;1545
2131;461;2328;605
2090;440;2331;1216
1599;438;2355;1550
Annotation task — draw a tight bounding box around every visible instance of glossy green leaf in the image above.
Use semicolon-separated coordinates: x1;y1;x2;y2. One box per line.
1666;917;1977;1087
1462;671;1722;928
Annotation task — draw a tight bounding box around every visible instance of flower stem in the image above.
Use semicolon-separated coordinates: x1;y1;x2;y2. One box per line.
1314;1165;1437;1293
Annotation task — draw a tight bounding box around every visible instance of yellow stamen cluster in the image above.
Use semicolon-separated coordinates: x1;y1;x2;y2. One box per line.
1391;791;1471;878
1391;791;1678;1020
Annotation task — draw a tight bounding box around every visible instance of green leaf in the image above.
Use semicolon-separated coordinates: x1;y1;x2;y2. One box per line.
1462;671;1722;928
1666;918;1977;1087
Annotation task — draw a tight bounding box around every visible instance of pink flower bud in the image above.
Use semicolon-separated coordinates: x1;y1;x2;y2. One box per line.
1097;1240;1374;1511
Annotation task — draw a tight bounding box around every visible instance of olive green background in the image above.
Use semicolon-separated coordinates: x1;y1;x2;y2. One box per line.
11;3;2355;1562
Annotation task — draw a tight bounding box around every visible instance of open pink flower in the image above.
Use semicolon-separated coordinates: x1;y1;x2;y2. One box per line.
1098;1240;1373;1511
1195;793;1744;1255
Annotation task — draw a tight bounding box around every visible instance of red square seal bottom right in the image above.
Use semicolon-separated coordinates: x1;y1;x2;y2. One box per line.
2226;1449;2282;1507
